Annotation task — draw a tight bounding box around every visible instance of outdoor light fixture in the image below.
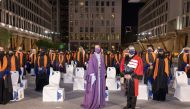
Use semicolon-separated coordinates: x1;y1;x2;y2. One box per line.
80;2;84;6
8;25;12;28
1;23;5;26
44;30;49;34
148;32;152;35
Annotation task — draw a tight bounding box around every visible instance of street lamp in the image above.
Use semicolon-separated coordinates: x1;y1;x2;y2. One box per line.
148;32;152;35
1;23;5;26
44;30;49;34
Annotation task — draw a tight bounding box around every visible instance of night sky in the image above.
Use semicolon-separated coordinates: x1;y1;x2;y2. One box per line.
121;0;144;45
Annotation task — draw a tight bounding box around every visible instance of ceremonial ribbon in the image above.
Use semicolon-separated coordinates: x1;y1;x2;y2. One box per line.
153;58;169;79
38;55;48;69
11;55;16;71
0;56;8;72
58;54;64;64
66;53;71;63
16;52;23;67
183;53;190;73
146;52;156;65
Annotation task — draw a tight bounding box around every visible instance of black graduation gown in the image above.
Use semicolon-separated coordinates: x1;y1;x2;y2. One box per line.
0;73;13;104
77;52;85;67
152;57;168;101
35;54;49;92
143;53;155;84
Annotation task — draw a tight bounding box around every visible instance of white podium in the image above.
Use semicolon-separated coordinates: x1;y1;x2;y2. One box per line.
172;67;178;89
64;65;74;83
106;67;121;91
43;70;65;102
137;83;148;100
20;67;28;89
10;71;24;101
174;71;190;102
73;67;85;90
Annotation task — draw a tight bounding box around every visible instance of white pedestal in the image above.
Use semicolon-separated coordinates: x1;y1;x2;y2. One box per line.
106;78;121;91
73;79;85;90
11;86;24;101
174;71;190;102
64;65;74;83
21;79;28;89
137;84;148;100
43;87;65;102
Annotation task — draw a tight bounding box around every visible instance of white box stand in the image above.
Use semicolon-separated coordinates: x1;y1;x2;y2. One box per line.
73;67;85;90
74;67;85;78
10;71;24;101
174;71;190;102
43;70;65;102
106;78;121;91
173;67;178;89
137;84;148;100
106;67;121;91
73;79;85;91
20;67;28;89
43;87;65;102
64;65;74;83
107;67;116;78
20;79;28;89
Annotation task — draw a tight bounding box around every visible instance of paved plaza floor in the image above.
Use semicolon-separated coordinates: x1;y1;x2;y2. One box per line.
0;76;190;109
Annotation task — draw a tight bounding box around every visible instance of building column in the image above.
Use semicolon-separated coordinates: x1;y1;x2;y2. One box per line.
188;33;190;47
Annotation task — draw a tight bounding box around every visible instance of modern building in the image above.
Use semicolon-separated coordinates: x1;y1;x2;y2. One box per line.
60;0;69;43
69;0;122;50
137;0;190;51
0;0;53;50
49;0;69;44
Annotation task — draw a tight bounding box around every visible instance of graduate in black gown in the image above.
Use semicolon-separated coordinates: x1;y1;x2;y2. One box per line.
76;47;85;67
178;47;190;78
35;48;50;91
0;47;13;104
152;48;170;101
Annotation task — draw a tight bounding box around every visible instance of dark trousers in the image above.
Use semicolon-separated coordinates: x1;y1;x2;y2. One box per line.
127;96;137;109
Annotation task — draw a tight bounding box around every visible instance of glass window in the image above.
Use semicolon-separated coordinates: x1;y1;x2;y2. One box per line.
101;1;104;6
112;1;115;6
90;27;93;32
96;1;99;6
85;27;88;32
85;1;88;6
80;27;83;32
101;8;104;13
107;1;110;6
